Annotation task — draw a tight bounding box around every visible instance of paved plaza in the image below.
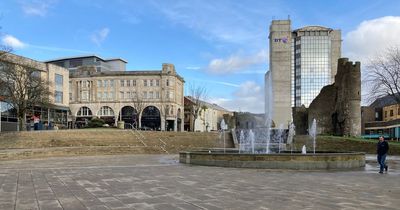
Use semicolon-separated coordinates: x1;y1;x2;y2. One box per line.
0;154;399;210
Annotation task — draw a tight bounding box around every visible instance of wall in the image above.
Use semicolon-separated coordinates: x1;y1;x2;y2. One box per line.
306;58;361;136
383;104;400;122
268;20;292;128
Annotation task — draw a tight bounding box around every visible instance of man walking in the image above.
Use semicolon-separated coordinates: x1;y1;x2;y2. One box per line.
377;136;389;174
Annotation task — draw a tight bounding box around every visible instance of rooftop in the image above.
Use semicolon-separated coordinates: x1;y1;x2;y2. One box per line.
43;54;128;63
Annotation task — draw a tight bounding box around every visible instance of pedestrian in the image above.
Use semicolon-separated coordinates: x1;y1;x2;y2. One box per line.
377;136;389;174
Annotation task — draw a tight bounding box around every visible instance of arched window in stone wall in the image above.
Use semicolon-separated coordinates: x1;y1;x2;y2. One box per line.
119;106;138;127
141;106;161;130
97;106;114;116
77;106;92;116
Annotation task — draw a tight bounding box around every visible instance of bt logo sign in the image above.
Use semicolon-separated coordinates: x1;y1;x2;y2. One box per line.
274;37;288;43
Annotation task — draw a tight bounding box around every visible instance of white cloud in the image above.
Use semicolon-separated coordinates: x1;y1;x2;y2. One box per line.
91;28;110;46
344;16;400;64
20;0;57;17
1;34;91;54
207;50;267;74
210;81;264;113
1;35;27;49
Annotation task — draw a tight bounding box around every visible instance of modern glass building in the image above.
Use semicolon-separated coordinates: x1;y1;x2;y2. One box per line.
291;26;341;107
268;21;341;127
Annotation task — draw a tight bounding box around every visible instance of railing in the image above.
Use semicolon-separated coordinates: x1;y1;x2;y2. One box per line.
158;138;168;154
125;123;147;146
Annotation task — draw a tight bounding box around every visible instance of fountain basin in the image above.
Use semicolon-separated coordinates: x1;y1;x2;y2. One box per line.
179;149;365;170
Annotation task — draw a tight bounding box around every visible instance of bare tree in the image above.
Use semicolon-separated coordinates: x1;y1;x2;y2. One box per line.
160;103;169;131
159;89;172;131
365;46;400;103
0;54;51;131
186;83;208;132
131;92;147;128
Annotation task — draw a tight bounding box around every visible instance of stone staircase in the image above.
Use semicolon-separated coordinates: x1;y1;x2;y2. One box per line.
0;129;234;160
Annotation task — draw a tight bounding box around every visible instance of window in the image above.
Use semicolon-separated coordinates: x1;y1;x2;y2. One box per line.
166;79;169;86
120;80;125;87
109;91;114;99
103;80;108;88
97;92;102;100
132;80;136;86
55;91;63;103
156;92;160;99
149;91;153;99
81;91;89;101
77;107;92;116
70;59;83;68
143;91;147;99
31;70;41;78
97;106;114;116
385;111;387;118
97;80;102;87
156;80;160;86
120;91;124;99
55;74;63;103
144;80;148;86
390;110;394;117
81;80;89;88
127;80;131;87
398;107;400;115
110;80;114;87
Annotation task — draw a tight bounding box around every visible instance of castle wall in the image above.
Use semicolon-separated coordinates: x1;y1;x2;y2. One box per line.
297;58;361;136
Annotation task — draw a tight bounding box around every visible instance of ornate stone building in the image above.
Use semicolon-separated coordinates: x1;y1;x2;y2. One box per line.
45;55;185;131
67;64;184;131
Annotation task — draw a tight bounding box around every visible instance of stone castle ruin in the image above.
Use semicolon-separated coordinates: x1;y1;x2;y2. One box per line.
293;58;361;136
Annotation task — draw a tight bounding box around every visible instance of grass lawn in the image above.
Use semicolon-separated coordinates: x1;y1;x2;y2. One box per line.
293;135;400;155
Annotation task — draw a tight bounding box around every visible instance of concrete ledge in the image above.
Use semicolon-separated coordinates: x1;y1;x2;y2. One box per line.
179;150;365;170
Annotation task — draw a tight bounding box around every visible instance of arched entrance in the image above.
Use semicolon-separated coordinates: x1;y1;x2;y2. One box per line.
141;106;161;130
97;106;115;125
119;106;138;128
76;106;92;128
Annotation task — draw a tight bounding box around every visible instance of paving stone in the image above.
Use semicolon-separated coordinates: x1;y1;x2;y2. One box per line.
38;200;63;210
0;154;398;210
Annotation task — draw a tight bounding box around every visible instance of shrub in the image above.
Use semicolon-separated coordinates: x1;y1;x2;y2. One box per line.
87;118;105;128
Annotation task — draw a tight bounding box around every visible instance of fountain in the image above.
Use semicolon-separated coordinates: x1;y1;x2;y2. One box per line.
179;71;365;170
309;119;317;154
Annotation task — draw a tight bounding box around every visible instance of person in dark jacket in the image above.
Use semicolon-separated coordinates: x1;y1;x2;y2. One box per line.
377;136;389;173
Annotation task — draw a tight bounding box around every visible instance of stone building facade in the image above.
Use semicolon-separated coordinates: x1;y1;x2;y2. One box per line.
183;97;232;132
68;63;184;131
294;58;361;136
0;52;69;131
363;95;400;139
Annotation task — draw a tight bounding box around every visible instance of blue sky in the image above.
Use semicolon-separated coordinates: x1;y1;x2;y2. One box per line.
1;0;400;113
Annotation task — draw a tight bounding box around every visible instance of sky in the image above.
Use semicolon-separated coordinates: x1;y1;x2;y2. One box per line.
1;0;400;113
